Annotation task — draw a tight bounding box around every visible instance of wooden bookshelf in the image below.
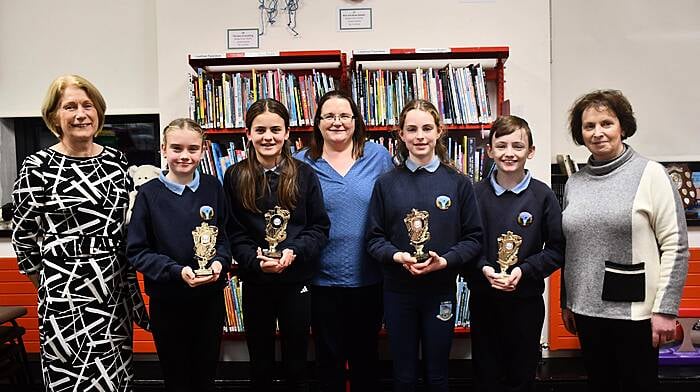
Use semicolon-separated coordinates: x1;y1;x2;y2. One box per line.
350;46;509;127
187;46;512;339
188;50;347;133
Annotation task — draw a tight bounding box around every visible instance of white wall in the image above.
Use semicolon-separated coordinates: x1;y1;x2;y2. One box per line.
155;0;552;183
0;0;159;117
551;0;700;163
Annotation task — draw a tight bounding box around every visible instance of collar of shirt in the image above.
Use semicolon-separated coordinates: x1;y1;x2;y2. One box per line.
490;169;531;196
405;155;440;173
158;170;200;195
265;165;281;176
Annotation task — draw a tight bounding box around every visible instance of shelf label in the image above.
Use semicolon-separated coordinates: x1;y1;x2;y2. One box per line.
352;49;390;55
416;48;451;54
243;51;279;57
190;53;226;59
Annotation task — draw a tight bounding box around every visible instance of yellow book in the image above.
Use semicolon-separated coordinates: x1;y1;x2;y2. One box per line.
252;69;258;101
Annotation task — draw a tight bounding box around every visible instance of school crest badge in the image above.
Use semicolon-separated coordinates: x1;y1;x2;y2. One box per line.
517;211;533;227
435;195;451;210
436;301;454;321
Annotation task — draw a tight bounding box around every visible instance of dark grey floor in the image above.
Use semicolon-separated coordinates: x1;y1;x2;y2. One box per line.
3;357;700;391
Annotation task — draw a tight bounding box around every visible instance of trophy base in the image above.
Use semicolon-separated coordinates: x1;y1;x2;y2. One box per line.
413;252;430;262
263;250;282;259
194;267;213;277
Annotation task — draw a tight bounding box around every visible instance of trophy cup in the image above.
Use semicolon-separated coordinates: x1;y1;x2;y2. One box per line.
263;206;291;258
497;231;522;276
192;205;218;277
404;208;431;262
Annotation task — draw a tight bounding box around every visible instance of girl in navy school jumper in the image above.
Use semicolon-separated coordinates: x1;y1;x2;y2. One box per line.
224;98;330;392
469;115;564;392
127;118;231;392
366;99;482;392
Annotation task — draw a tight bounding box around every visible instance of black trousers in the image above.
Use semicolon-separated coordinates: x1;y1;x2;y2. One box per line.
243;282;311;392
311;284;383;392
150;291;224;392
383;290;456;392
469;290;544;392
574;313;659;392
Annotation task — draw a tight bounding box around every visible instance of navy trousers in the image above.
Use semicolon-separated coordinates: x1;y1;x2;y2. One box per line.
383;290;456;392
312;284;383;392
469;290;544;392
243;282;311;392
150;291;224;392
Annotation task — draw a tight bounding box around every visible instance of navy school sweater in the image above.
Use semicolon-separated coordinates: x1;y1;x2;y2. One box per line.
224;159;330;286
365;164;483;294
470;176;564;298
126;173;232;298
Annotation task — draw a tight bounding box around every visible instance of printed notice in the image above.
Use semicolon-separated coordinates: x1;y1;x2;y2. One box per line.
227;29;259;49
339;8;372;31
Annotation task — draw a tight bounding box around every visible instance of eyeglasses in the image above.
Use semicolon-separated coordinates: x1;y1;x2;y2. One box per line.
320;114;354;123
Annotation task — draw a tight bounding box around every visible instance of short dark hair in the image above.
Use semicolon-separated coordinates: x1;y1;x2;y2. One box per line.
307;90;366;160
489;115;533;147
568;89;637;145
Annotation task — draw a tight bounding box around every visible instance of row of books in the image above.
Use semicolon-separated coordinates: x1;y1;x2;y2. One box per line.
199;137;305;182
220;274;470;334
223;276;244;333
447;136;494;183
188;68;338;130
350;64;492;127
367;136;493;182
199;136;492;183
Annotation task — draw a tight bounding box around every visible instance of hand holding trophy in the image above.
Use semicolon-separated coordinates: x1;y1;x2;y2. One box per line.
404;208;431;262
192;205;218;277
263;206;291;259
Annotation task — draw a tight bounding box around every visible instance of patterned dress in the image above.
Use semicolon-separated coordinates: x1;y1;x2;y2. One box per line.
12;146;143;392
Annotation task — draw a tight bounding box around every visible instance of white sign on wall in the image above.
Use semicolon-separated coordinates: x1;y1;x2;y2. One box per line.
227;28;260;49
339;8;372;31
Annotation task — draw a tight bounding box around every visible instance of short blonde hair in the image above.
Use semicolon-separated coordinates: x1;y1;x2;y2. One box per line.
41;74;107;138
162;118;206;145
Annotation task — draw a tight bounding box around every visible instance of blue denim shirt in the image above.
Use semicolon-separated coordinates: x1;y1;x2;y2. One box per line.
295;141;394;287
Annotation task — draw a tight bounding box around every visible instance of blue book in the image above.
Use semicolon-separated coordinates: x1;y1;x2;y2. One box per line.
209;142;225;183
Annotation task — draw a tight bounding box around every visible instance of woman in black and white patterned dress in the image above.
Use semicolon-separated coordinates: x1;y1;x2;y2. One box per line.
12;74;147;392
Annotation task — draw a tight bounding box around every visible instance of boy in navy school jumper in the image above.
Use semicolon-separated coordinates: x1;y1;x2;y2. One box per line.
127;118;231;392
469;115;564;392
366;99;482;392
224;98;330;392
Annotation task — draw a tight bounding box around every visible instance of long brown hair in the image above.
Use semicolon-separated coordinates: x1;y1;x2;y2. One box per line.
395;99;452;167
236;98;298;213
307;90;367;160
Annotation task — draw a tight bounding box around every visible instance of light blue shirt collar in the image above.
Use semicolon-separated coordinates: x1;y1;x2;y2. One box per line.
490;169;531;196
405;155;440;173
158;170;200;195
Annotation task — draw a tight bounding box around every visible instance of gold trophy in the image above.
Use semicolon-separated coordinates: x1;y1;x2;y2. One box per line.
263;206;291;258
497;231;522;276
192;205;218;277
404;208;431;262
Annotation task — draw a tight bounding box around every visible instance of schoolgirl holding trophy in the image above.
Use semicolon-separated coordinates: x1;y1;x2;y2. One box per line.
365;99;482;392
127;118;231;392
224;98;330;391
